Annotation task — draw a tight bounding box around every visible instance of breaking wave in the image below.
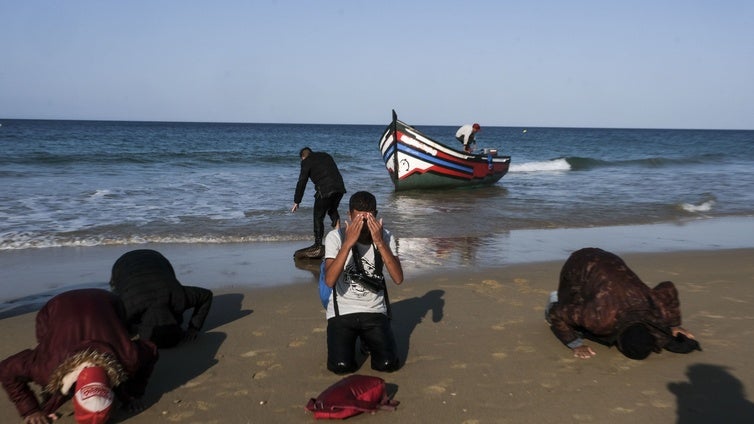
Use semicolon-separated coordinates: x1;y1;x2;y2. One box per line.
510;158;571;172
511;154;720;173
680;200;715;213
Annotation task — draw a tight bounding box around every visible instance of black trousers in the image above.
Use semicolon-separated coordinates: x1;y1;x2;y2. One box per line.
313;192;343;245
326;312;400;374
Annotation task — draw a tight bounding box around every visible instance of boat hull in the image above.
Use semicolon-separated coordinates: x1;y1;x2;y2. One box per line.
378;114;511;191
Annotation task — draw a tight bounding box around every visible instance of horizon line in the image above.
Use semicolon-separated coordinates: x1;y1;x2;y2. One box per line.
0;117;751;132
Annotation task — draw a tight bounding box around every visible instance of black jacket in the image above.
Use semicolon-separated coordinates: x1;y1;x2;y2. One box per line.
294;151;346;204
110;250;213;345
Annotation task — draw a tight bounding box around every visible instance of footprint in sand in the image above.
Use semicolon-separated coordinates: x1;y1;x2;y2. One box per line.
491;318;523;331
164;410;195;421
540;376;560;389
469;280;504;296
481;279;503;289
288;338;308;348
423;379;452;396
403;354;441;365
195;400;213;411
514;345;536;353
216;383;249;399
254;360;282;378
241;349;270;358
650;399;673;408
240;350;281;379
512;278;532;292
557;357;578;365
163;400;216;421
423;385;446;395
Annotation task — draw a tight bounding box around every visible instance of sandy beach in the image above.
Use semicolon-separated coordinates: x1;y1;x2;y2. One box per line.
1;246;753;423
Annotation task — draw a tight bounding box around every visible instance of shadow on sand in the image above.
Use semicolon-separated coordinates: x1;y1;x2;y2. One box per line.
668;363;754;424
116;293;252;420
390;289;445;365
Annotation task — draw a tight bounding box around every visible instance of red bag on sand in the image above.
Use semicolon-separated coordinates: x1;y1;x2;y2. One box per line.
305;375;400;419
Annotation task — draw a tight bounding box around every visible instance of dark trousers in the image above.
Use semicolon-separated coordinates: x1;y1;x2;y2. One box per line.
313;192;343;245
326;312;400;374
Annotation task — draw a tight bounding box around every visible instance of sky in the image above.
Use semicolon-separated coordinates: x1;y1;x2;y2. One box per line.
1;1;752;129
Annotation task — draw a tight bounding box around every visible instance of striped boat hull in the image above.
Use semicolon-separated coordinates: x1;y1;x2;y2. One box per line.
378;112;511;191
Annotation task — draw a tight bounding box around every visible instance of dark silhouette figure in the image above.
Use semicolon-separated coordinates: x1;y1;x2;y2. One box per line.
139;293;252;409
668;363;754;423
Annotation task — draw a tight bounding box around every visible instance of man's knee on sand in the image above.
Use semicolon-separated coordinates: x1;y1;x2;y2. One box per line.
326;315;400;375
326;350;400;375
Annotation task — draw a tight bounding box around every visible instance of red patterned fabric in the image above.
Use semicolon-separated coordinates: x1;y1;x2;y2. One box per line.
305;375;398;419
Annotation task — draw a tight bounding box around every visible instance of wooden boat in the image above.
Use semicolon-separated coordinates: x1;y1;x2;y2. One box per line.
378;111;511;191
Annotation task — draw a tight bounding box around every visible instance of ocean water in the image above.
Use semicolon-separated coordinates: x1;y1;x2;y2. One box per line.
1;118;754;308
1;119;753;250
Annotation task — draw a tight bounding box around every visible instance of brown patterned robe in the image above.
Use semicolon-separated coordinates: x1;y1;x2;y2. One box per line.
547;248;682;350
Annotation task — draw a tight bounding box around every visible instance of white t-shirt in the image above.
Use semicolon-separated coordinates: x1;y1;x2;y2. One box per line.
323;228;396;319
455;124;477;150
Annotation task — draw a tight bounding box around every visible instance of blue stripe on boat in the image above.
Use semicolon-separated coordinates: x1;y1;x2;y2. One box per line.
384;143;473;174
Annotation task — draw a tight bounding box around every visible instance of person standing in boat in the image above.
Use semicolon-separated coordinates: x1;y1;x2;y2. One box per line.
455;123;480;153
292;147;347;259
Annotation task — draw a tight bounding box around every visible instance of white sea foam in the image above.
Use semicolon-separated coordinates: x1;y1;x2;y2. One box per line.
90;189;112;198
509;158;571;173
0;232;307;250
681;200;715;213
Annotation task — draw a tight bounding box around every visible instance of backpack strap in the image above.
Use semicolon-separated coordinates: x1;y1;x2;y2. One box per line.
332;274;340;317
329;228;348;317
350;244;391;320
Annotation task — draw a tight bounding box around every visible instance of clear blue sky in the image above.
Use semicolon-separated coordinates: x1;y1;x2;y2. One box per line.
1;1;752;129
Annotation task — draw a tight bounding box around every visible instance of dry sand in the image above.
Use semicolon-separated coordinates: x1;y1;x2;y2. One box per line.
1;248;753;423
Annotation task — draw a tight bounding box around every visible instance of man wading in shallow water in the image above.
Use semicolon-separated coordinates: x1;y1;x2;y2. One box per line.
292;147;346;259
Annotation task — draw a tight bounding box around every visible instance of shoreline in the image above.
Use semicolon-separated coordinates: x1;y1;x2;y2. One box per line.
1;248;753;422
2;216;753;307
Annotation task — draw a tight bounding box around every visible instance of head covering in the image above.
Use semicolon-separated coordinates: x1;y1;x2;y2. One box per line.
73;366;114;424
616;323;655;360
472;123;480;130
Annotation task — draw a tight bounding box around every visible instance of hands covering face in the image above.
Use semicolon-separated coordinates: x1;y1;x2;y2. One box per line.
345;211;383;246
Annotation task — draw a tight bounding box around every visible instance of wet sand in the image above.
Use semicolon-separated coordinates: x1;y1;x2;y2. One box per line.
1;247;753;423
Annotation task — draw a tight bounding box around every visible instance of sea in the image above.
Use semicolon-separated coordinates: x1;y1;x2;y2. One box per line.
1;119;754;306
